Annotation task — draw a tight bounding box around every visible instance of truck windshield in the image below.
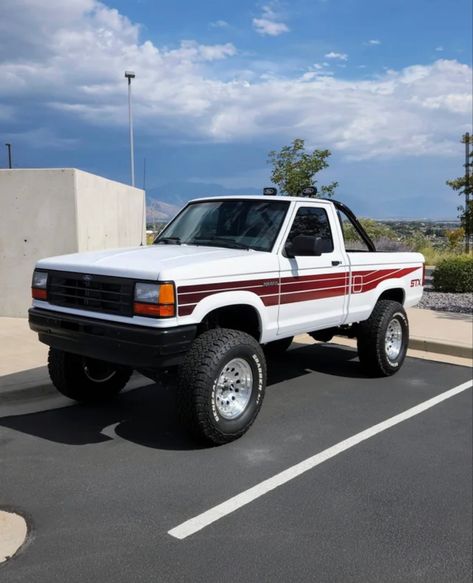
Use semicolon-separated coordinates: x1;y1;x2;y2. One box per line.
155;200;289;252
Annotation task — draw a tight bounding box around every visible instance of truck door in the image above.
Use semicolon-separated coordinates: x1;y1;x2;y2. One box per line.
277;203;349;336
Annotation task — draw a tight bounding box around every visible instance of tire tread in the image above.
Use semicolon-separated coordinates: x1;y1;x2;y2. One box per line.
177;328;266;445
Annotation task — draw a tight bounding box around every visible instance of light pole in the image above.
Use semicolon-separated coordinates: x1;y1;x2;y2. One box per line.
5;143;12;168
124;71;136;186
465;132;471;254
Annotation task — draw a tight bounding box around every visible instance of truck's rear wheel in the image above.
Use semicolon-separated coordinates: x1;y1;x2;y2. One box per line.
177;328;267;445
356;300;408;376
48;348;132;403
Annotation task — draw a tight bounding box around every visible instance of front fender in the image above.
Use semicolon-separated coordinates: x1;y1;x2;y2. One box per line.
178;290;269;338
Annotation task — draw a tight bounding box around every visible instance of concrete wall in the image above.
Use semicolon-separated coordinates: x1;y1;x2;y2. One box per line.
0;168;145;317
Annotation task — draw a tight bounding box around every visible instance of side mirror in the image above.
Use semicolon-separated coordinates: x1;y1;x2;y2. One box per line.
286;235;324;257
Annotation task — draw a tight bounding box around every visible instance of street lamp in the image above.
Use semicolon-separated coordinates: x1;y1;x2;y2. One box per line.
124;70;136;186
5;143;12;169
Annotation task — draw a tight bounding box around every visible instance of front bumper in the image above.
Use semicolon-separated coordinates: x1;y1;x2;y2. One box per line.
28;308;197;369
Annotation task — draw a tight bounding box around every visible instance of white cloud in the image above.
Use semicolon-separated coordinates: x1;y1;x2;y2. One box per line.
210;20;229;29
0;0;471;161
325;51;348;61
367;39;381;46
167;40;237;62
253;4;289;36
435;46;444;51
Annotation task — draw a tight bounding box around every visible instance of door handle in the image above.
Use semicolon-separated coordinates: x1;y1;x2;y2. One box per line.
332;260;341;266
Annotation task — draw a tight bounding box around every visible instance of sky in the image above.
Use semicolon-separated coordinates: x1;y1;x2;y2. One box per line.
1;0;472;219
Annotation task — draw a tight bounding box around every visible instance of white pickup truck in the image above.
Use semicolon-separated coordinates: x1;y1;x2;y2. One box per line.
29;194;424;444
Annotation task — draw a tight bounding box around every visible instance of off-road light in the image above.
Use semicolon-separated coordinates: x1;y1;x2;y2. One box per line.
263;187;277;196
32;270;48;300
301;186;317;197
133;282;175;318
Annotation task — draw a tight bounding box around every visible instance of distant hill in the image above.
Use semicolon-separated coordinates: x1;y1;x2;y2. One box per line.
146;181;260;222
146;199;181;223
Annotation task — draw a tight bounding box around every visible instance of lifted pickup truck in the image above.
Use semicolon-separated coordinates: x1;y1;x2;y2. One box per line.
29;194;424;444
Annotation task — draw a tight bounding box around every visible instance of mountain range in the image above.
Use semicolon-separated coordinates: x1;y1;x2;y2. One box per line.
146;181;260;223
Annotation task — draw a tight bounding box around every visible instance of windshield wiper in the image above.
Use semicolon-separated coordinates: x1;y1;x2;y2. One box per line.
155;236;181;245
190;237;252;250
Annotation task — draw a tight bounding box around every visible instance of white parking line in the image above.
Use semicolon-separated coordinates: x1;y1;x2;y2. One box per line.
168;380;472;540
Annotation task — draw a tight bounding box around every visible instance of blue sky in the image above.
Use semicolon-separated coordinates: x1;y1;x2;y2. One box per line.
1;0;472;218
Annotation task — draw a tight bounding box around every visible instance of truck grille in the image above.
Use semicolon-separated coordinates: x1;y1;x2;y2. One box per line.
48;271;134;316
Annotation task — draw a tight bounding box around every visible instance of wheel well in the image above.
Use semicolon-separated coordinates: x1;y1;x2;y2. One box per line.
199;305;261;341
377;288;405;305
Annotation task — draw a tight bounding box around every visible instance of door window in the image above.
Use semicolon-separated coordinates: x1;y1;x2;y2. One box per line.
285;207;334;255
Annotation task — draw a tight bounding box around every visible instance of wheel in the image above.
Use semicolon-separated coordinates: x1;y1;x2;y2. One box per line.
264;336;293;356
356;300;409;376
48;348;132;403
177;328;267;445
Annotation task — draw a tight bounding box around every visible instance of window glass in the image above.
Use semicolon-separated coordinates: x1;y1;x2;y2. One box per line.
155;200;289;252
286;207;334;254
337;210;370;252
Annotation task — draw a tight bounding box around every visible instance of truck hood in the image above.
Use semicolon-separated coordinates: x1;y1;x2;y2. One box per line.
37;244;272;281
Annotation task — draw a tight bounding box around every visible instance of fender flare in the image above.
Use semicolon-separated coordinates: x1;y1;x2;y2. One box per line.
185;291;268;339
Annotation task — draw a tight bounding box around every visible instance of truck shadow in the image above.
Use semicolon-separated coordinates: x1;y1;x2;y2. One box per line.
0;344;362;451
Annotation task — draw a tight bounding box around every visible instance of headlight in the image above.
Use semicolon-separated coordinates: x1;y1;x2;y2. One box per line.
133;282;175;318
32;270;48;300
135;283;160;303
32;270;48;289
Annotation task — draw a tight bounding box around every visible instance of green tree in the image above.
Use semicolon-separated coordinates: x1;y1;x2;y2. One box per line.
268;138;338;197
344;218;397;242
446;133;473;252
445;227;465;252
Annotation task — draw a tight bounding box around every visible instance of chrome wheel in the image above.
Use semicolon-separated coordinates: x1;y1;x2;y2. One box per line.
385;318;403;361
214;357;253;420
83;359;117;383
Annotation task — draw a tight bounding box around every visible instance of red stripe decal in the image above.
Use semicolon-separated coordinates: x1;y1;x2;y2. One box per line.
280;287;346;305
177;266;420;317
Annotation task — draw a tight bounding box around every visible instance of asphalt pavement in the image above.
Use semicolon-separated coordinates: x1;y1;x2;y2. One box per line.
0;343;471;582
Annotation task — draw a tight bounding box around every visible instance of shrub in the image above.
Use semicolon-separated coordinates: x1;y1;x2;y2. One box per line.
433;255;473;293
374;237;410;252
415;245;460;266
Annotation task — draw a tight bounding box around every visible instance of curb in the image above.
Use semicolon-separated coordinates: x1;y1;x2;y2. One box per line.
408;338;473;360
294;334;472;361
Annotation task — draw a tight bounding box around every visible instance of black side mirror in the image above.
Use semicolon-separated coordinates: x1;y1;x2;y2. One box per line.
286;235;324;257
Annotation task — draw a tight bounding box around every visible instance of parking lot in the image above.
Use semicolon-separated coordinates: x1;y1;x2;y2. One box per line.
1;343;472;583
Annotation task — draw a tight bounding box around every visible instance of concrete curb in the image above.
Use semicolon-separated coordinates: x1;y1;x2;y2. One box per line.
293;334;472;362
0;511;28;564
408;338;472;360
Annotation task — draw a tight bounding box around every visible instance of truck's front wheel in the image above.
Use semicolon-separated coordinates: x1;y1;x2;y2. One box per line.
177;329;267;445
356;300;409;376
48;348;132;403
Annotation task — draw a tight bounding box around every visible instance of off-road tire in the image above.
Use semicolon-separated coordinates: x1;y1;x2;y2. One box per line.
48;348;132;403
177;328;267;445
357;300;409;376
264;336;293;356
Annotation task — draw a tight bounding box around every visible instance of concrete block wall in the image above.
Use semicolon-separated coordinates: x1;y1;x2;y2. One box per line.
0;168;146;317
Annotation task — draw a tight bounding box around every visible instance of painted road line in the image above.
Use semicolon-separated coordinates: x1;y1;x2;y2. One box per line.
168;380;472;540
